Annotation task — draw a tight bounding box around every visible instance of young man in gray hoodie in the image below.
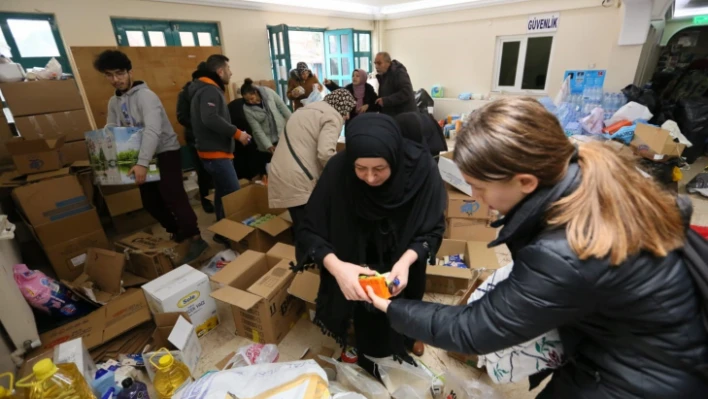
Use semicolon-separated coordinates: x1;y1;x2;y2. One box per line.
94;50;208;263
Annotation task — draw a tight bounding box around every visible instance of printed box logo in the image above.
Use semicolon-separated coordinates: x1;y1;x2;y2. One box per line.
178;291;201;308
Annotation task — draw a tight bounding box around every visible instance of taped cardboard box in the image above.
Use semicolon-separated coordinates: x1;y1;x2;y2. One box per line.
62;248;126;306
115;232;189;280
630;123;687;161
39;288;152;350
211;250;304;344
142;265;220;338
5;136;67;175
428;239;496;295
208;184;292;253
62;140;89;164
14;110;93;142
143;314;202;380
445;218;498;242
445;184;493;220
438;152;472;196
12;170;90;226
0;79;85;117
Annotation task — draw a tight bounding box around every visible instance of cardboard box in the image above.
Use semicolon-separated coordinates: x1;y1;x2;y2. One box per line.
63;248;126;305
0;79;85;117
14;110;93;142
208;185;292;253
12;172;89;226
427;240;494;295
5;136;66;175
62;140;89;164
115;232;188;280
438;152;472;196
143;314;202;380
33;207;103;248
53;338;97;382
85;126;160;185
630;123;687;161
211;250;304;344
112;209;156;234
39;288;152;350
445;185;493;220
142;265;220;337
44;228;111;281
445;218;498;242
101;185;142;217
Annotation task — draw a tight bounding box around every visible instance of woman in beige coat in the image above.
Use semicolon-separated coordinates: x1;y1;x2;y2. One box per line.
268;89;357;259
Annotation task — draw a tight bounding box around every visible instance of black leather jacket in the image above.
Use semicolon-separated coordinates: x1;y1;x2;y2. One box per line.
387;162;708;398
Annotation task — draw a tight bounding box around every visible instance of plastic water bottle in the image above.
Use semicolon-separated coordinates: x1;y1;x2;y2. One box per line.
16;359;96;399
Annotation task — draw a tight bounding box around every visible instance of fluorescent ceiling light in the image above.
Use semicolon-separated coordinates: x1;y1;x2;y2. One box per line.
380;0;495;15
234;0;377;14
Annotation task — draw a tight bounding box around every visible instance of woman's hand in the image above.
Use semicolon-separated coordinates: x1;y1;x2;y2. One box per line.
324;79;332;85
389;249;418;297
358;104;369;114
324;254;375;302
366;286;391;312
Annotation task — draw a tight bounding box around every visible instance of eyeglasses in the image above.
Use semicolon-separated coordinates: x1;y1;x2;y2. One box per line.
104;70;128;80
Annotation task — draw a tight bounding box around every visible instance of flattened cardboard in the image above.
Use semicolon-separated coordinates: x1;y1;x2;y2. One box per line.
115;232;187;279
208;218;254;244
445;218;498;242
12;173;89;226
0;79;85;117
438;152;472;196
6;136;67;175
64;248;126;305
630;123;686;160
14;110;92;142
445;185;493;220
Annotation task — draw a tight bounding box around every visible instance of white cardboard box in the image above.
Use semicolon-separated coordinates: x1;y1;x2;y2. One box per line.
53;338;97;382
141;265;219;337
143;314;202;381
438;152;473;196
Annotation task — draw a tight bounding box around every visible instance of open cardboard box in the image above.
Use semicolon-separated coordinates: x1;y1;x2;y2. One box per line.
115;231;189;280
445;184;494;220
143;313;201;381
208;184;292;253
630;123;687;161
5;135;67;175
428;239;497;295
210;250;304;344
62;248;126;305
438;152;472;196
445;218;498;242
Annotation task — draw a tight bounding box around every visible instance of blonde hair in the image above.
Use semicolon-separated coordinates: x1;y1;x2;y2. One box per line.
454;97;685;265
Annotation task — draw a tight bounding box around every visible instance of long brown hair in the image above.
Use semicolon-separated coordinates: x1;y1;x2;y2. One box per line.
453;97;685;265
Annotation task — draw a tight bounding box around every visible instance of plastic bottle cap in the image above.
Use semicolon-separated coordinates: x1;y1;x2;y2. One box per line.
121;378;133;389
33;359;58;381
158;354;174;368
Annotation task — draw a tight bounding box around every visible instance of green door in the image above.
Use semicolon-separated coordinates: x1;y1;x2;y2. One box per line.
266;24;292;106
324;29;355;87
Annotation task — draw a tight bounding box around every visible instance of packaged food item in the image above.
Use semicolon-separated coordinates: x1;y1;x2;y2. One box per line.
16;359;96;399
13;264;90;317
358;271;399;299
149;349;192;399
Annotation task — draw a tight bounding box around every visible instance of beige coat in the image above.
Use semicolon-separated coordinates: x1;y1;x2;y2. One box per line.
268;101;344;209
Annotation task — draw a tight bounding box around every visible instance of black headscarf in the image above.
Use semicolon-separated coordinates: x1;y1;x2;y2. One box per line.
295;113;446;353
395;112;448;156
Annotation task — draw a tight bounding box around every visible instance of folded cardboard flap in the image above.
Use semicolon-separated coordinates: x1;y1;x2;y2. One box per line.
267;243;296;262
150;312;192;348
144;313;201;379
257;217;291;237
84;248;126;295
287;270;320;304
208;218;254;243
247;262;292;300
25;167;72;182
438;152;472;196
279;211;292;224
210;285;262;311
210;250;269;288
5;136;66;154
220;184;290;237
101;186;142;217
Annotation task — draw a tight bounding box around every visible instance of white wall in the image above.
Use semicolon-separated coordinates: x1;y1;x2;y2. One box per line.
382;0;643;98
1;0;374;85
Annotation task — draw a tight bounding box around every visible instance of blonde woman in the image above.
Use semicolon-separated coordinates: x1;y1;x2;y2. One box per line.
366;97;708;398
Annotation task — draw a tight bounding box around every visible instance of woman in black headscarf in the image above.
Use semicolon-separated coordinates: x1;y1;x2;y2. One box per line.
295;113;446;375
395;112;448;160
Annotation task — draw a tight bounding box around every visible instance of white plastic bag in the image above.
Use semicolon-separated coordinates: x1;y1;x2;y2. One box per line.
606;101;653;125
319;357;389;399
200;249;238;276
580;107;605;135
554;76;570;107
301;84;325;105
28;58;62;80
174;360;329;399
366;356;435;399
222;344;279;369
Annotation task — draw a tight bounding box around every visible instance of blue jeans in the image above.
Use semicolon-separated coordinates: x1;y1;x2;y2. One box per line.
202;158;241;221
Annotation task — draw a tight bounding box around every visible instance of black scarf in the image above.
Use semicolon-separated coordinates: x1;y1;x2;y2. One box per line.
295;113;446;350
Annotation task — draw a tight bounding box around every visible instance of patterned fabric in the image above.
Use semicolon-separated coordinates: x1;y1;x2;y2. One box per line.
297;62;310;80
469;263;565;384
324;89;357;117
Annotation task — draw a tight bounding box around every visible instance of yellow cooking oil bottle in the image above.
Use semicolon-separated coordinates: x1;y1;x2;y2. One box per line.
16;359;95;399
150;348;193;399
0;372;19;398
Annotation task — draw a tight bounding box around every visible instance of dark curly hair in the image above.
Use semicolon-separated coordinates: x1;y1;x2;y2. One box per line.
93;50;132;73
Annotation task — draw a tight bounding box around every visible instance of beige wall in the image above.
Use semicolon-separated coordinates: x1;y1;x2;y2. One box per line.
383;0;643;98
1;0;374;85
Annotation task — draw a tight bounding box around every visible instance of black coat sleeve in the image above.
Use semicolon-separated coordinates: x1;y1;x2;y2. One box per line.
365;84;380;113
382;70;414;108
176;86;191;127
325;81;341;92
387;244;596;355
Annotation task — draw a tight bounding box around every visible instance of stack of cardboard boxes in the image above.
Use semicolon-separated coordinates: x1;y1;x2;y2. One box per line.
1;79;92;169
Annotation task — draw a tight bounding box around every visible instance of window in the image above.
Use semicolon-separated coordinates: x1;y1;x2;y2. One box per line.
0;13;71;72
111;19;220;47
493;35;554;92
353;31;372;73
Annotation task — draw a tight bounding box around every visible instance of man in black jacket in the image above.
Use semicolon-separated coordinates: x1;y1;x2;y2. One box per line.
374;52;417;117
177;81;214;213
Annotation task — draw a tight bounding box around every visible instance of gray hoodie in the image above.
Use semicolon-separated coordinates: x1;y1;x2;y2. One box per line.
106;82;180;167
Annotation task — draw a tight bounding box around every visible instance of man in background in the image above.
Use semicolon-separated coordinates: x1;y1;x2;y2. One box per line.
374;52;417;117
188;54;251;245
94;50;208;263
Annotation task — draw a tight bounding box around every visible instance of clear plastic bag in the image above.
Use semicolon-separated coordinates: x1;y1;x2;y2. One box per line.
301;84;325;106
223;344;279;369
200;249;238;276
580;107;605;135
366;356;435;399
319;357;389;399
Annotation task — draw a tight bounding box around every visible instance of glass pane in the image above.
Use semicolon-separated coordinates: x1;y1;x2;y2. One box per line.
359;56;370;72
342;57;351;76
329;35;337;53
289;31;325;81
279;32;284;55
354;34;359;52
498;41;520;87
179;31;195;46
197;32;212;46
127;31;146;47
342;79;351;86
271;33;279;55
340;34;350;53
521;37;553;90
0;28;11;58
279;59;287;81
359;33;370;52
148;31;166;47
7;19;60;57
330;58;340;76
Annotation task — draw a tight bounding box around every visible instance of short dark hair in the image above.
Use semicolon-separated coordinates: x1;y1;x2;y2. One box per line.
206;54;229;73
240;78;257;96
93;50;132;72
376;52;391;63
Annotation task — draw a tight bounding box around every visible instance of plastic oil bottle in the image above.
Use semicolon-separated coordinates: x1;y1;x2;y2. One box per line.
150;349;192;399
0;372;19;398
16;359;96;399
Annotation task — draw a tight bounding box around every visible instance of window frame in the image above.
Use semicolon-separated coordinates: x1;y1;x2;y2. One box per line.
0;12;72;72
492;33;555;94
353;30;373;73
111;18;220;47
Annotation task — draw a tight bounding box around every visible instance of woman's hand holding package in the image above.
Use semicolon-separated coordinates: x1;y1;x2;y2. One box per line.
324;254;375;302
388;249;417;297
366;286;392;312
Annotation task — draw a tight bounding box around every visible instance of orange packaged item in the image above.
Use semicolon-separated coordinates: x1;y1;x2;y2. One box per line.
603;120;632;134
359;274;391;299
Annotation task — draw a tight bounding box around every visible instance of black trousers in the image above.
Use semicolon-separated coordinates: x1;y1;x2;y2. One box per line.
185;142;213;200
289;204;306;262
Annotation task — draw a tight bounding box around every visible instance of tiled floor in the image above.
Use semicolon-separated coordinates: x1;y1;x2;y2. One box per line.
148;156;708;398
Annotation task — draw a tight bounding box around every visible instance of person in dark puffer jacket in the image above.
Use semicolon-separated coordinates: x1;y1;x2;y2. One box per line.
365;97;708;399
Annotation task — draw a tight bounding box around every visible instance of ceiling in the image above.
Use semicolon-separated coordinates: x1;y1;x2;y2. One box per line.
675;0;708;17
